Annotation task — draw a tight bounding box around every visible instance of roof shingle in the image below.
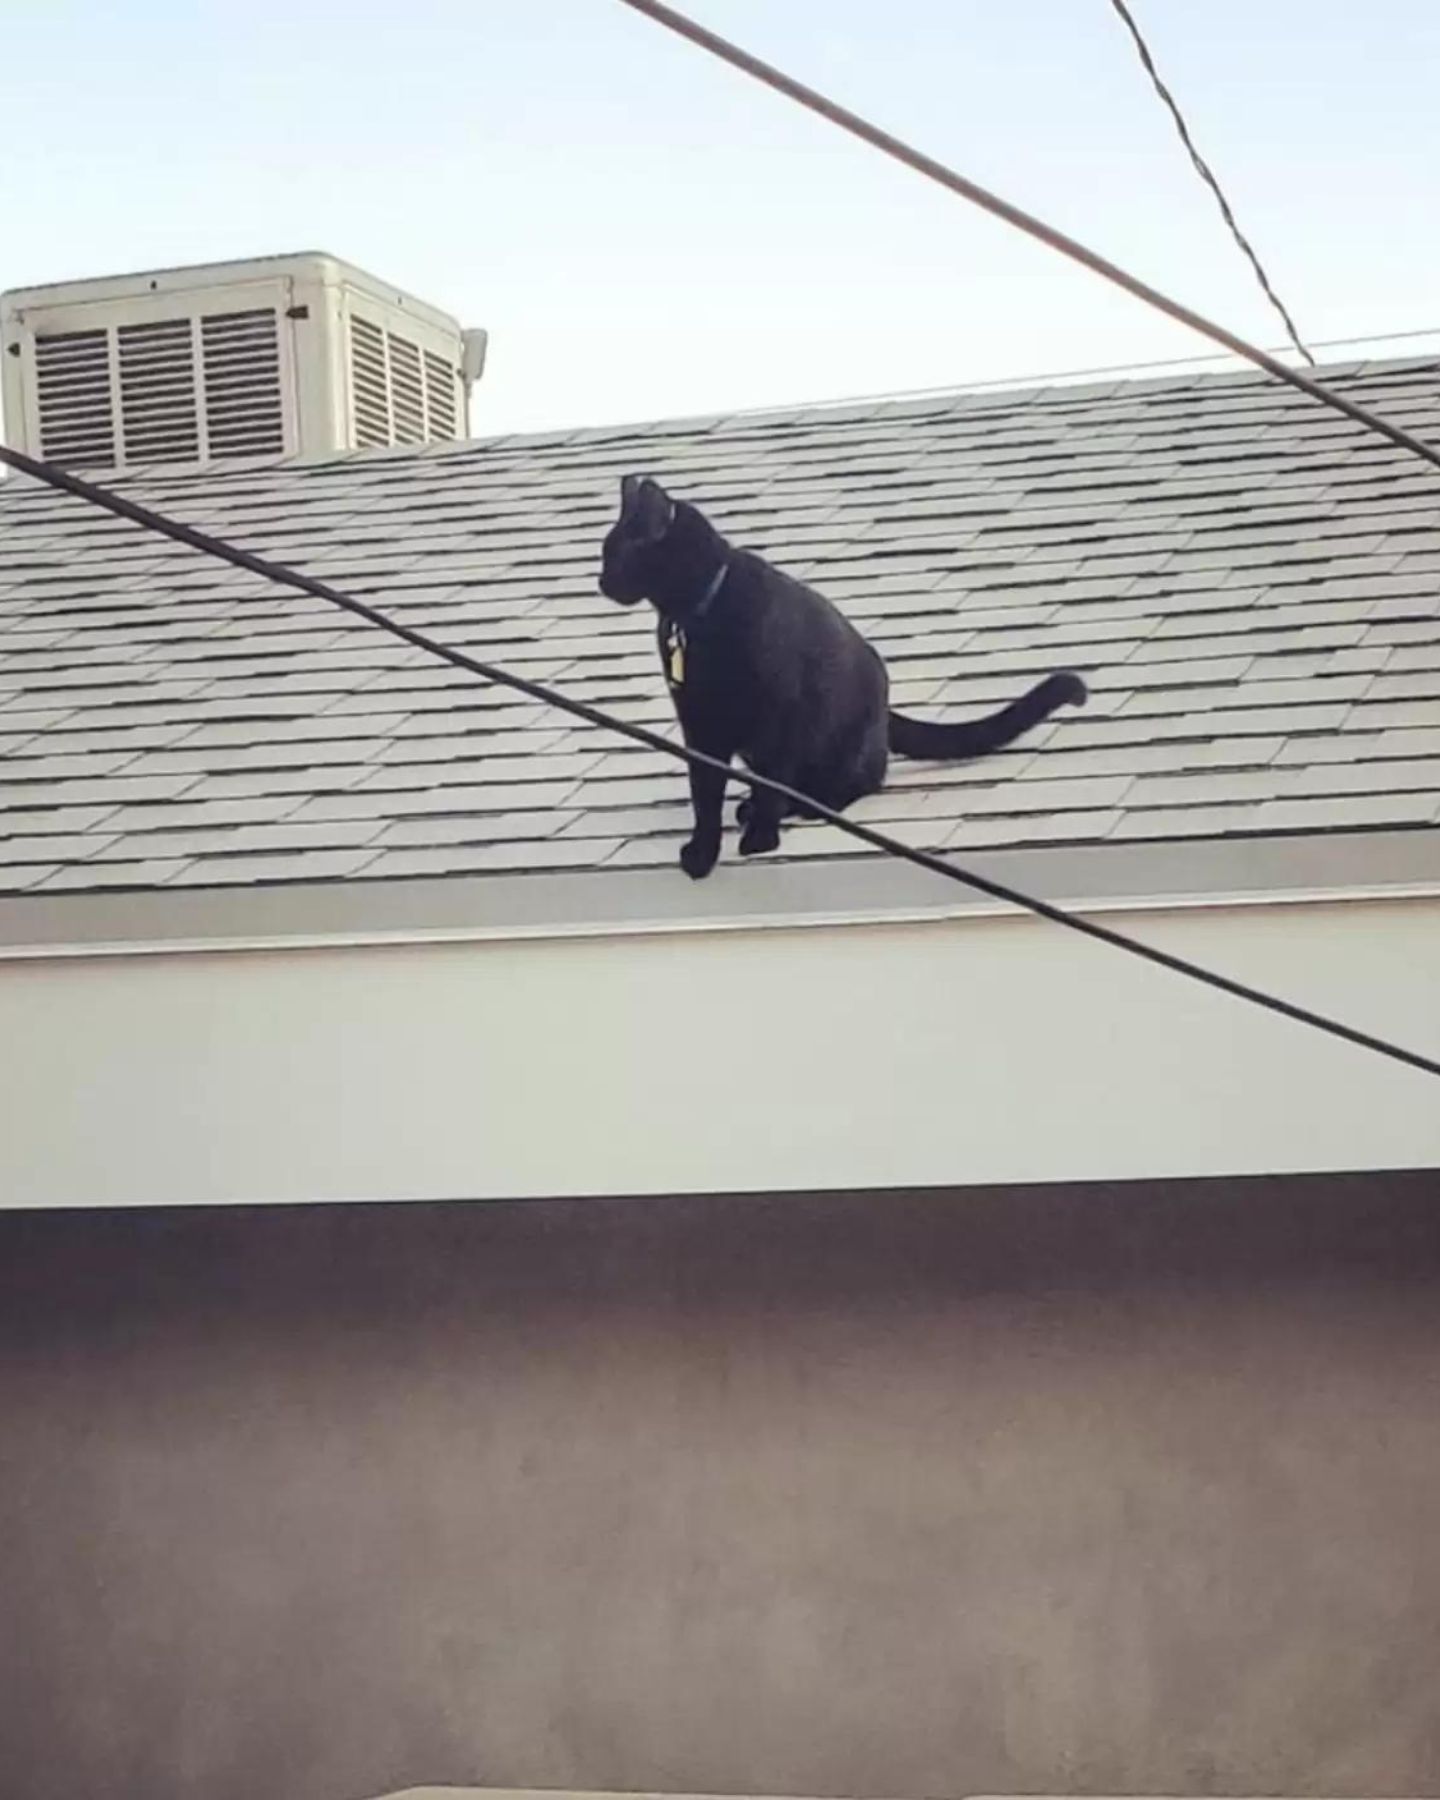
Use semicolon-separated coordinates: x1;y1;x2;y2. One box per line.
1;354;1438;897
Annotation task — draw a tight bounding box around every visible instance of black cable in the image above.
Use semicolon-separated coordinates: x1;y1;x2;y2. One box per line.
2;440;1436;1082
611;0;1440;476
1105;0;1315;366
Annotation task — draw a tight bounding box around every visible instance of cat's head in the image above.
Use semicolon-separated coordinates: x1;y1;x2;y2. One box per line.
599;474;678;606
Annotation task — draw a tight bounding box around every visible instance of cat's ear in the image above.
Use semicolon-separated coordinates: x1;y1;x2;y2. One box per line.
619;474;674;542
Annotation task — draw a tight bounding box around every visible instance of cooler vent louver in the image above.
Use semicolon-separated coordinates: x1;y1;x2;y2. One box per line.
349;315;391;449
424;350;457;439
118;318;200;465
347;315;460;448
34;330;116;468
33;311;284;470
200;310;285;459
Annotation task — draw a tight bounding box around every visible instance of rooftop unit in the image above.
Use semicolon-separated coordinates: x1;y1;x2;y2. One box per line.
0;252;487;474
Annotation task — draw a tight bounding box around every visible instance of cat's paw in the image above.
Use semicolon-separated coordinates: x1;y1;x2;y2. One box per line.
738;820;782;859
679;836;720;880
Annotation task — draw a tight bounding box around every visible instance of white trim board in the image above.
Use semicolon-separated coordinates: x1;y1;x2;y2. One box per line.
2;886;1437;1211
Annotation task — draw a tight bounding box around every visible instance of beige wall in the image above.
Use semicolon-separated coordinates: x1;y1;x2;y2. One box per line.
2;1173;1438;1800
3;894;1439;1212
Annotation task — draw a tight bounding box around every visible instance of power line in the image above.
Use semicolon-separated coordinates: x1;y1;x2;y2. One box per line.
610;0;1440;478
1;439;1437;1083
1104;0;1315;366
717;326;1440;424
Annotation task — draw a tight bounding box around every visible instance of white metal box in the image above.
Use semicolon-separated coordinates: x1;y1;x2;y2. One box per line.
0;252;484;473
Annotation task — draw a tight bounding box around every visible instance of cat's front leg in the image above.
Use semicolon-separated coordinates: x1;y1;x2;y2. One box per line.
680;753;729;879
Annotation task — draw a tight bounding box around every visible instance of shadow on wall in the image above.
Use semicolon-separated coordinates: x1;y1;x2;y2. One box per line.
1;1173;1439;1800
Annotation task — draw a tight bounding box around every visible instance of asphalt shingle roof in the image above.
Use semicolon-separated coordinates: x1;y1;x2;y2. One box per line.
1;354;1438;899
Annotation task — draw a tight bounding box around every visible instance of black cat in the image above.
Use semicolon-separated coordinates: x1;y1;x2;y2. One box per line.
599;475;1086;879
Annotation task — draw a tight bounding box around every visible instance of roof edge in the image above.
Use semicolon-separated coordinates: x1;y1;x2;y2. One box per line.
1;830;1437;962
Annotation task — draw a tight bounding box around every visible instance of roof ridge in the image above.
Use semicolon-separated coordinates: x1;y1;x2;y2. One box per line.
8;348;1435;498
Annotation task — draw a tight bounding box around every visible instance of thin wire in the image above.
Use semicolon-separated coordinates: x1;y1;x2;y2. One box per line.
2;440;1436;1082
1105;0;1315;366
610;0;1440;476
717;325;1440;425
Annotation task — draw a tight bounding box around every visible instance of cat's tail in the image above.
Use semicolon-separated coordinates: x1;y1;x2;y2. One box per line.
887;671;1087;761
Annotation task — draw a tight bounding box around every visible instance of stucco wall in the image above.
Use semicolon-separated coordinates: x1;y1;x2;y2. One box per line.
1;1174;1438;1800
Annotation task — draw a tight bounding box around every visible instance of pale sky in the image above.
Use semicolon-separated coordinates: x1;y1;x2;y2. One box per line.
3;0;1438;434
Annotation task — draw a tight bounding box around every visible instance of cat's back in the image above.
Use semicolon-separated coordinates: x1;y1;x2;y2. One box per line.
729;547;887;730
737;548;877;657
